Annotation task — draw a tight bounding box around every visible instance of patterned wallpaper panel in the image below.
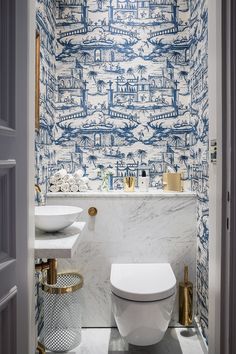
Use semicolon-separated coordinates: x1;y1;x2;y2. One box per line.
35;0;198;191
190;0;209;343
35;0;209;343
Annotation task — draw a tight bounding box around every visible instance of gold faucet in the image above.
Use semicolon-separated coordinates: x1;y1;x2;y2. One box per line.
35;259;57;285
35;184;41;193
35;184;46;206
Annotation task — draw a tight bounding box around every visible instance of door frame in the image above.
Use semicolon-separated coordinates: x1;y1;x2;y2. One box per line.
15;0;35;352
208;0;223;353
12;0;236;352
209;0;236;353
220;0;236;353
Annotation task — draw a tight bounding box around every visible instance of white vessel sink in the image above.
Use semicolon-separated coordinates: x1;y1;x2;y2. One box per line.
35;205;83;232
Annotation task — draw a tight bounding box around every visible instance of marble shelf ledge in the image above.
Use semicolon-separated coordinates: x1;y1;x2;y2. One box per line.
35;221;86;259
48;190;196;199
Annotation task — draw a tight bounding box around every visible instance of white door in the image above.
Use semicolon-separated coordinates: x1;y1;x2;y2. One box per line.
0;0;35;353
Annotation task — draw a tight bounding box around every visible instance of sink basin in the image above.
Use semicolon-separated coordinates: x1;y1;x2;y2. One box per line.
35;205;83;232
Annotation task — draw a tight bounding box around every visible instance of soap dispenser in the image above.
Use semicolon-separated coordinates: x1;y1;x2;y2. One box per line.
139;170;149;192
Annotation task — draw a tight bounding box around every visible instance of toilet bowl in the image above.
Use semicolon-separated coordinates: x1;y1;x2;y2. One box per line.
110;263;176;346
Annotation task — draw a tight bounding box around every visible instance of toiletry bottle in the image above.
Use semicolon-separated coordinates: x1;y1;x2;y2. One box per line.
139;170;149;192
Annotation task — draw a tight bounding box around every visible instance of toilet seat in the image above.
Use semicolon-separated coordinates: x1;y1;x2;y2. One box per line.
110;263;176;302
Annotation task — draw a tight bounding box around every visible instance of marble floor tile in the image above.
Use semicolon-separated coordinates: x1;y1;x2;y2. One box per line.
47;328;204;354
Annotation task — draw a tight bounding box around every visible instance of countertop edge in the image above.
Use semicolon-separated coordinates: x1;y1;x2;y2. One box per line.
47;191;196;198
34;221;86;259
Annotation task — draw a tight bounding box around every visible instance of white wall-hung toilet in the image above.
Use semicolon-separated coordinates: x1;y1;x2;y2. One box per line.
110;263;176;346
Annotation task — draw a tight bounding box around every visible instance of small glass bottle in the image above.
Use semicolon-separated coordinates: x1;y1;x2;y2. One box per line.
139;170;149;192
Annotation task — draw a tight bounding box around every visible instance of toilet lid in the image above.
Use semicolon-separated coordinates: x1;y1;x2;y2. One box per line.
110;263;176;302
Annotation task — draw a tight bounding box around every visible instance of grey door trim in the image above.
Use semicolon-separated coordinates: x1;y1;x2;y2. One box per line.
0;287;17;312
14;0;36;351
221;0;236;352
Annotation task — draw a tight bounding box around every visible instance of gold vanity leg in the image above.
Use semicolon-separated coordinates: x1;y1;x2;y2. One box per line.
36;342;46;354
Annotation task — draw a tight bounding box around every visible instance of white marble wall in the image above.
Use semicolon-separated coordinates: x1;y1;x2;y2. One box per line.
47;191;197;327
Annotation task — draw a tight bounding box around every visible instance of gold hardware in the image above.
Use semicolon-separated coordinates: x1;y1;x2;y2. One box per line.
35;258;58;285
36;342;45;354
163;173;183;192
88;207;97;216
41;272;84;294
179;265;193;326
35;184;41;193
123;176;135;192
35;184;46;205
47;259;57;285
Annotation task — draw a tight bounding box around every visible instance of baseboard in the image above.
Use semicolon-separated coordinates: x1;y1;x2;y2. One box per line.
194;316;208;354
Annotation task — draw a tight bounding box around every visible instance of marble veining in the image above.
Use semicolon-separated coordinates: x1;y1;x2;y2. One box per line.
35;221;86;258
48;194;197;327
48;190;196;198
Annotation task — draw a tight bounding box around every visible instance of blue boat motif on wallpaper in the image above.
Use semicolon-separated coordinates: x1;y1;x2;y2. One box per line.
35;0;209;343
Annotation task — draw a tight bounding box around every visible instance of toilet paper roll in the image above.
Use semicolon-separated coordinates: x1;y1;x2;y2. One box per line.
56;180;63;187
79;184;88;192
68;176;76;185
70;184;79;192
49;184;60;193
61;182;70;193
62;174;70;182
54;169;67;180
49;176;57;185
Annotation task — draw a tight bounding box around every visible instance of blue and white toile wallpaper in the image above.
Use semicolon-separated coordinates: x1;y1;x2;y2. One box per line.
35;0;209;343
190;0;209;342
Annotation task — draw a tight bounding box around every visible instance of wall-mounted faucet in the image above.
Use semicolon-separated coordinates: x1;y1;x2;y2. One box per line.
35;184;46;206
